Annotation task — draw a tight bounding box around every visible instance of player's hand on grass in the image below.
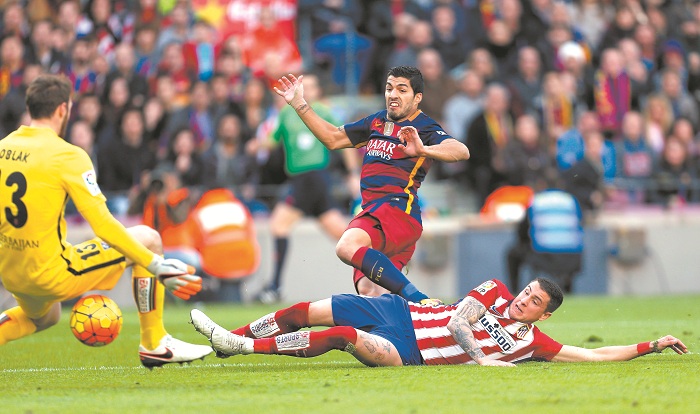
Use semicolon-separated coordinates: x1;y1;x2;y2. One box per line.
148;257;203;300
397;126;425;157
274;73;305;108
655;335;688;354
480;359;516;367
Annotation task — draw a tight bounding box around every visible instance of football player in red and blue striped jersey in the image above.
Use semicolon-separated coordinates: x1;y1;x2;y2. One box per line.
273;67;470;302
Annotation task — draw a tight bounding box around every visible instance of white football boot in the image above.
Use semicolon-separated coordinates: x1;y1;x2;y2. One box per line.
139;334;213;369
190;309;252;358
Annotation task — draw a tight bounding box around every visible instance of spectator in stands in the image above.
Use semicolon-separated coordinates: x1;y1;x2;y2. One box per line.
81;0;119;63
240;5;302;83
216;38;252;103
209;73;236;125
298;0;363;41
183;19;216;82
614;111;655;204
466;47;498;85
1;0;29;42
416;48;456;125
431;4;469;71
443;69;485;144
232;76;271;143
642;93;674;155
65;33;98;99
164;127;206;188
593;48;635;139
363;2;422;93
26;19;68;74
561;130;608;214
56;0;81;49
484;19;520;79
386;19;433;72
202;113;257;194
570;0;613;52
134;23;159;78
99;75;132;145
520;0;553;46
0;63;39;137
508;46;544;119
632;24;659;73
137;96;163;155
598;6;637;53
74;92;108;146
671;117;699;160
97;107;157;214
169;81;216;151
134;0;161;27
105;42;149;107
537;24;575;73
500;0;524;43
617;38;652;100
650;135;697;207
537;71;576;147
155;2;191;58
157;42;195;108
503;114;558;191
466;83;513;207
659;69;699;128
68;119;98;169
0;35;25;101
556;111;600;172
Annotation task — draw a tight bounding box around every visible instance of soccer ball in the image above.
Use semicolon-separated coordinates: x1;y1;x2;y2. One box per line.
69;294;123;346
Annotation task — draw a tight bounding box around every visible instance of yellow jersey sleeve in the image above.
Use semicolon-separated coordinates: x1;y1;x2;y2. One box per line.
81;203;156;269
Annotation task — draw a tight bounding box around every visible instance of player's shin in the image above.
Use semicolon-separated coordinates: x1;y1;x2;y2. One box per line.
132;265;167;350
256;327;358;357
351;247;428;302
232;302;311;338
0;307;38;345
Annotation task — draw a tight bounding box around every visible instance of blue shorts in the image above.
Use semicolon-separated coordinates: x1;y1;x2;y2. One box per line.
331;293;423;365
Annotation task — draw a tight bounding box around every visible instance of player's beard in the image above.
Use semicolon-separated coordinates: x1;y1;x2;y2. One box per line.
387;104;411;122
59;107;70;138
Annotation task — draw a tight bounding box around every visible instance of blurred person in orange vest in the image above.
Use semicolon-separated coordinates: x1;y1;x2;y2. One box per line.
140;162;201;272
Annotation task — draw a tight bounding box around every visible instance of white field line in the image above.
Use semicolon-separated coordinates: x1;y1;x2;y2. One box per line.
1;360;360;374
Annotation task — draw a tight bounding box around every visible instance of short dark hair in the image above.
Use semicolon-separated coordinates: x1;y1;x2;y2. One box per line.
25;74;72;119
387;66;424;95
535;277;564;313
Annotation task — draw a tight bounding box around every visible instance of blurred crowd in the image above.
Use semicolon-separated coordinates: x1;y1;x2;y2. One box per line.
1;0;699;218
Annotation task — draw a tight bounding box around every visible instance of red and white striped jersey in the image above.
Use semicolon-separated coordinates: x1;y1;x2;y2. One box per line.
409;279;563;365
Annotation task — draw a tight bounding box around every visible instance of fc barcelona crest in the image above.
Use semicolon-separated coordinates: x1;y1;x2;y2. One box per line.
383;121;395;136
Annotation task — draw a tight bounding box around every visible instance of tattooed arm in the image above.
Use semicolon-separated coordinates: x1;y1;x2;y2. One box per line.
273;73;353;150
446;297;516;367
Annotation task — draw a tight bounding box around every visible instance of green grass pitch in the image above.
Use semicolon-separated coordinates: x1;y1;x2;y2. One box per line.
1;294;698;414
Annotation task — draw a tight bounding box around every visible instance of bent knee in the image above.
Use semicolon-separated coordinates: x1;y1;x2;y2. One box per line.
32;303;61;332
128;225;162;254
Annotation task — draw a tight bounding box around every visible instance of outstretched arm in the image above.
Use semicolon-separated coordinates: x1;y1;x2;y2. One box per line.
274;74;353;150
552;335;688;362
397;126;470;162
446;297;515;367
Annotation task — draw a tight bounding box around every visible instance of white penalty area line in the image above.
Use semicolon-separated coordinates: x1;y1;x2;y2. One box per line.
1;360;361;374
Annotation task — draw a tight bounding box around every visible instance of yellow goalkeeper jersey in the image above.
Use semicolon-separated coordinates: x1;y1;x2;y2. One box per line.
0;126;109;293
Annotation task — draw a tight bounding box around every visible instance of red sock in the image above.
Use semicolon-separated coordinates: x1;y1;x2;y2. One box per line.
231;302;310;338
350;246;369;269
254;326;358;357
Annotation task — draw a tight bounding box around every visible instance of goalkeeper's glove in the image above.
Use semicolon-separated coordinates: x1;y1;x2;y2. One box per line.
147;257;203;300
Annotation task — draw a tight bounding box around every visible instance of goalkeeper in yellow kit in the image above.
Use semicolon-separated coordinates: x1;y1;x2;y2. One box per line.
0;74;213;367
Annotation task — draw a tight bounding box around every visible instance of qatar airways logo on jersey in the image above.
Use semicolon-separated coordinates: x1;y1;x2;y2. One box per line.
365;139;397;161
